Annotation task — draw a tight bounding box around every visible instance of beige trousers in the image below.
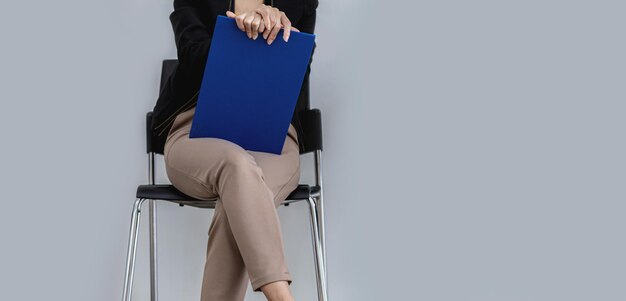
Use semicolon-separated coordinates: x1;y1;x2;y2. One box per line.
163;106;301;301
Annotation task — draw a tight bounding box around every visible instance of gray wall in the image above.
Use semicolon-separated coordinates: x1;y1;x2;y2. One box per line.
0;0;624;300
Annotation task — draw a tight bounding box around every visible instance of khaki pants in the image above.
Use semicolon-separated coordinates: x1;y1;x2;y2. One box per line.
163;106;301;301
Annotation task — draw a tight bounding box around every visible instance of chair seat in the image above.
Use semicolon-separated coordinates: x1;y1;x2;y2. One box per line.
136;184;318;208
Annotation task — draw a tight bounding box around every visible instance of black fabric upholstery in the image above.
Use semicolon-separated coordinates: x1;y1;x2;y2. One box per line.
299;108;323;152
160;60;178;92
136;184;318;208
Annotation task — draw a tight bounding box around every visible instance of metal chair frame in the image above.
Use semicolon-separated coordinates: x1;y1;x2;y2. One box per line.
122;60;328;301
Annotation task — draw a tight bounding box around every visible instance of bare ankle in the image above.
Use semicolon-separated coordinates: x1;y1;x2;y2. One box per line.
260;280;295;301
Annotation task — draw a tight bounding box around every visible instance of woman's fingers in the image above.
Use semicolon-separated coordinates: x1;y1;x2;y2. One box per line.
227;6;295;44
227;11;246;32
263;24;271;40
227;11;260;40
267;12;282;45
255;6;272;32
251;13;262;39
280;11;291;42
243;13;257;38
261;7;278;40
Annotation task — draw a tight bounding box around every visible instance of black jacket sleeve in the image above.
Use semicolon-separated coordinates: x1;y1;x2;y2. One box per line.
169;0;213;89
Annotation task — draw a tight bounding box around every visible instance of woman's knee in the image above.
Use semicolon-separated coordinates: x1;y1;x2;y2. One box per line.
220;148;263;177
165;161;218;200
164;137;264;193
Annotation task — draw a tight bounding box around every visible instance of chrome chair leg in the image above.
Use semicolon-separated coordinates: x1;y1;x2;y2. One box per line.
314;150;327;270
149;200;158;301
316;193;327;271
307;197;328;301
123;198;147;301
148;153;159;301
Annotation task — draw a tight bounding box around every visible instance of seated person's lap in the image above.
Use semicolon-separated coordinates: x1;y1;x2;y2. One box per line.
163;106;301;203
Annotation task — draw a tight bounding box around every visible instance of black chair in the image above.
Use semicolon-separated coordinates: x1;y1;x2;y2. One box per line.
122;60;328;301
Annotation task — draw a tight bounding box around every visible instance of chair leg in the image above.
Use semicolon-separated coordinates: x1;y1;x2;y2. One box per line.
123;198;147;301
313;150;327;270
307;197;328;301
149;200;159;301
316;193;327;272
148;153;159;301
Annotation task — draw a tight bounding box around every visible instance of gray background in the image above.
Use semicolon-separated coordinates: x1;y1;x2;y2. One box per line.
0;0;624;300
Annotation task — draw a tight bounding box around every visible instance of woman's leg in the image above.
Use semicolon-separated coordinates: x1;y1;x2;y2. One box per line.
163;107;301;301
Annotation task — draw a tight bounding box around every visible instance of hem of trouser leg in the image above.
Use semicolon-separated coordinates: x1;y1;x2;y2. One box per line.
251;273;293;292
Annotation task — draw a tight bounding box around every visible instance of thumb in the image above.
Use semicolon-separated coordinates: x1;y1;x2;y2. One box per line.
226;11;236;18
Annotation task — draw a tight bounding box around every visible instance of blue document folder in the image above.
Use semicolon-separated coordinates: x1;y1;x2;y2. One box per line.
189;15;316;154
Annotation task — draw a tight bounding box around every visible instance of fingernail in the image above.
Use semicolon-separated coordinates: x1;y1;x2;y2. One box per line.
268;39;273;45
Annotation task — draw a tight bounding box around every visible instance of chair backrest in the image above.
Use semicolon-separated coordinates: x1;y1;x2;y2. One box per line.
159;60;179;92
147;59;322;155
146;60;179;154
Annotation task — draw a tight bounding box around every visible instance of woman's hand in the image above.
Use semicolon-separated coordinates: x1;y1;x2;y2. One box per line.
226;5;296;45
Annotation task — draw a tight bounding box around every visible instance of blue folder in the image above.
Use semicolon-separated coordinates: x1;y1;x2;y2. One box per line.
189;15;316;154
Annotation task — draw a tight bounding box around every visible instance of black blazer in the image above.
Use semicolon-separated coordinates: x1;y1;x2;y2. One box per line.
151;0;319;154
